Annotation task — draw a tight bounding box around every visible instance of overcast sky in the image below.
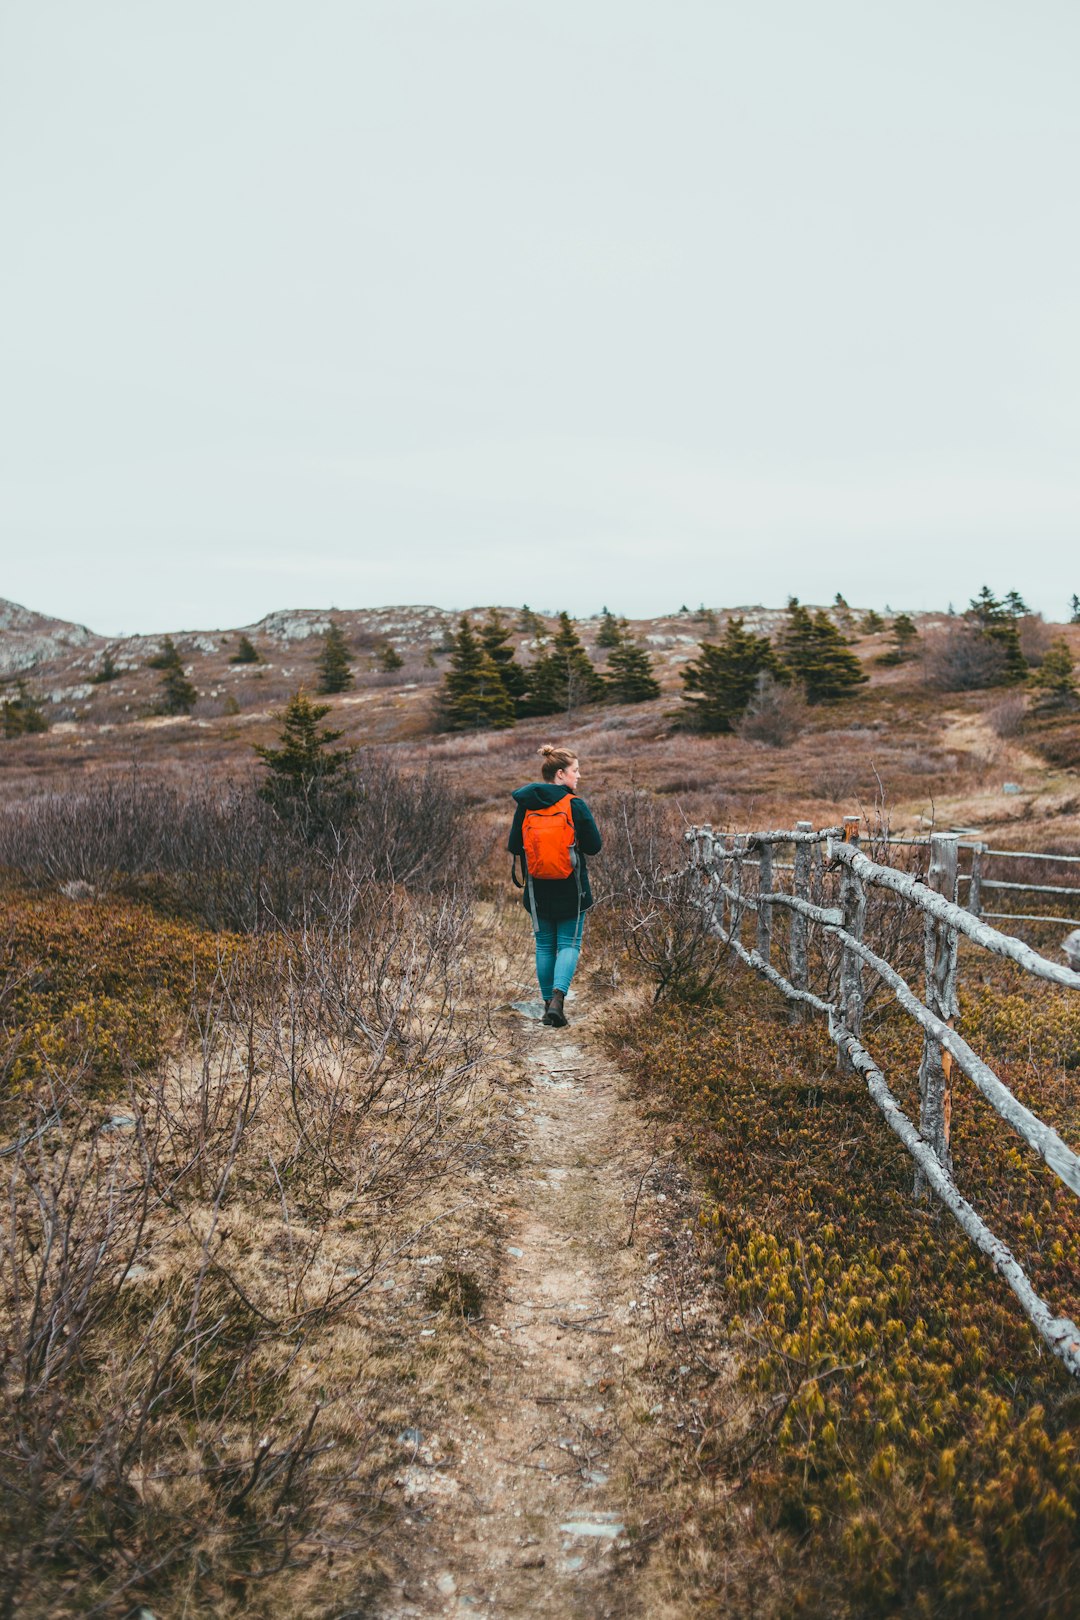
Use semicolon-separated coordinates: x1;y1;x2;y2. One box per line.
1;1;1077;635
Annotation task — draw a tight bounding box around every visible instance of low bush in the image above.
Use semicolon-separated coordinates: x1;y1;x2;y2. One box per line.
606;967;1080;1617
926;626;1009;691
0;876;488;1616
0;757;473;930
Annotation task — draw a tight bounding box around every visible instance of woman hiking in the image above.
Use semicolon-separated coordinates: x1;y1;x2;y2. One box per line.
508;745;602;1028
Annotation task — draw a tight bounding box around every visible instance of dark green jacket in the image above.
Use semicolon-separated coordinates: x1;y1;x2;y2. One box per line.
508;783;602;920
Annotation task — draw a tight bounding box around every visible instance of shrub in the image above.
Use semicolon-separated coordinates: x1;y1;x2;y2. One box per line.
926;625;1010;691
0;763;473;931
736;672;808;747
0;878;488;1616
986;693;1029;738
593;789;729;1002
605;972;1080;1617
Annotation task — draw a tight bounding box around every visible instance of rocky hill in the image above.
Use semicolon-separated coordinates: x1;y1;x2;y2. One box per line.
0;599;97;677
0;597;953;728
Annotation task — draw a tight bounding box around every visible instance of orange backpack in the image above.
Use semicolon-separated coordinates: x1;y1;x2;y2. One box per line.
521;796;578;880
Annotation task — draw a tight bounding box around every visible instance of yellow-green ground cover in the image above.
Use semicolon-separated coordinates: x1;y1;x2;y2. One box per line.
606;966;1080;1618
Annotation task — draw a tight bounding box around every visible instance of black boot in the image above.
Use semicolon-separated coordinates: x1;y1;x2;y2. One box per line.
545;989;568;1028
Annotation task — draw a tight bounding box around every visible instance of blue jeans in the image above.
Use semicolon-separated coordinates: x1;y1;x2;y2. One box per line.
534;915;585;1001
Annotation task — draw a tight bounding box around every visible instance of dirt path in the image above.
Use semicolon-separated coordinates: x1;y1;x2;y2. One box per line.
372;985;717;1619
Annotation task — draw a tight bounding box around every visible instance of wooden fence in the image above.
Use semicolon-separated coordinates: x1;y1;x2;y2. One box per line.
686;819;1080;1379
881;836;1080;929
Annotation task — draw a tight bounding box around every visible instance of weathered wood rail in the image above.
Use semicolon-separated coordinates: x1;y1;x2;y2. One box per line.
687;819;1080;1379
886;836;1080;927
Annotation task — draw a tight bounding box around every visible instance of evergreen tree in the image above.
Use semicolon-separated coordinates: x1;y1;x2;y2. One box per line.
680;617;783;731
968;586;1005;629
147;637;197;713
1071;594;1080;625
517;604;546;636
89;647;119;683
781;603;868;703
439;618;516;730
606;638;661;703
861;609;885;633
1030;639;1078;710
891;612;919;653
377;641;405;672
479;610;528;701
160;662;198;714
316;623;354;693
833;592;855;629
596;609;625;649
147;635;183;670
993;622;1028;684
880;612;920;665
230;634;261;665
521;612;605;717
255;689;355;833
1;680;49;738
965;589;1027;683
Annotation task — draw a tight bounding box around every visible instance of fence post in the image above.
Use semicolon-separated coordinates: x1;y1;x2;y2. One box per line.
838;816;866;1068
967;841;986;918
712;833;728;937
916;832;960;1195
756;839;773;964
789;821;813;1017
730;834;748;947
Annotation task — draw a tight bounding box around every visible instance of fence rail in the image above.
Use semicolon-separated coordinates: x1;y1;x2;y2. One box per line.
686;819;1080;1379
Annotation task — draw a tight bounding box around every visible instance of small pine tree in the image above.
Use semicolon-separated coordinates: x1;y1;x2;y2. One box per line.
891;612;919;653
479;610;527;702
606;638;660;703
146;635;183;670
160;662;198;714
833;592;855;629
146;637;197;713
377;641;404;672
782;604;868;703
89;648;119;683
596;609;625;649
517;604;545;636
230;634;261;665
521;612;605;718
1003;589;1030;619
1070;594;1080;625
680;618;783;731
439;618;516;730
861;609;885;634
1;680;49;738
968;586;1005;629
316;623;354;693
255;689;355;834
1030;639;1078;710
880;612;920;665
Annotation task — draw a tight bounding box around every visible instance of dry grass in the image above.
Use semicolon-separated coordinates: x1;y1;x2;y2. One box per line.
0;872;515;1617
